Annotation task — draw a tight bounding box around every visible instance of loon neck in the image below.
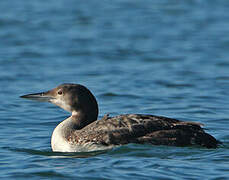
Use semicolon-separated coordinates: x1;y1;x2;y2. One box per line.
70;110;96;130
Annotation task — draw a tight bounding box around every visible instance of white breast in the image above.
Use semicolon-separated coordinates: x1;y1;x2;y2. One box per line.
51;119;74;152
51;117;114;152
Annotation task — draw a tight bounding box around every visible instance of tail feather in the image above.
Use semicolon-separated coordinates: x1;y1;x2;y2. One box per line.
194;132;219;148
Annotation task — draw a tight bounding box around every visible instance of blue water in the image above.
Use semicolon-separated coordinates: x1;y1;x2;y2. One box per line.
1;0;229;179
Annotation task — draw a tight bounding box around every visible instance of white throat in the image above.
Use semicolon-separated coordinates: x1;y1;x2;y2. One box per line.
51;117;75;152
50;98;72;112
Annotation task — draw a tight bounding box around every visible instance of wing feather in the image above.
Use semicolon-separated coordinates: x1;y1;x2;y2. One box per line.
71;114;218;148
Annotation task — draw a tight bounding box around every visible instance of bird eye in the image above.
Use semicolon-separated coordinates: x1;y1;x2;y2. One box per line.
58;91;63;95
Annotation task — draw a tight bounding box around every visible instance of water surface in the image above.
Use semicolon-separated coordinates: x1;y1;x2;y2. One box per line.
1;0;229;179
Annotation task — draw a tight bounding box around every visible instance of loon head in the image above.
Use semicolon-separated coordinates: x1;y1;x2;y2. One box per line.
20;83;99;128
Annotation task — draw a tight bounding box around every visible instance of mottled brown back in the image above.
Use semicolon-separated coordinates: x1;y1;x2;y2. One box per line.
68;114;219;148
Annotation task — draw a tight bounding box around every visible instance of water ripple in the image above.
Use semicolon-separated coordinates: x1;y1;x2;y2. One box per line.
1;0;229;179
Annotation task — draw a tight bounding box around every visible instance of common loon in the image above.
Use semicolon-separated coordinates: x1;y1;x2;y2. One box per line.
20;83;219;152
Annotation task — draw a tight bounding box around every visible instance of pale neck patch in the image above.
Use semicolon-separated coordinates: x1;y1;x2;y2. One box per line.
72;111;78;117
